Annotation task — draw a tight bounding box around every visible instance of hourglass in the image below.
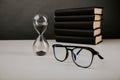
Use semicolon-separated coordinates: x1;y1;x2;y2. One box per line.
33;14;49;56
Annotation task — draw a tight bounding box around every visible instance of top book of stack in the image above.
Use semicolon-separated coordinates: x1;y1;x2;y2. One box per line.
55;7;103;16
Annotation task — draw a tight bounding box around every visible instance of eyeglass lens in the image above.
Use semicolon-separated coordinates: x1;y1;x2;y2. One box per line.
54;47;93;67
72;48;93;67
54;47;67;61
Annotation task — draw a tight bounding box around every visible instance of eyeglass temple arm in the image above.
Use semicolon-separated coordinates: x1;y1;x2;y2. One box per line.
76;48;104;59
73;48;83;60
77;48;83;55
95;51;104;59
52;44;63;47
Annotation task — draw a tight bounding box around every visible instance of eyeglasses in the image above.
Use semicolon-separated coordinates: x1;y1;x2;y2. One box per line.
52;44;104;68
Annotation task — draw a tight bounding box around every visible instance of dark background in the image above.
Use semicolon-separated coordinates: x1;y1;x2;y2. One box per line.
0;0;120;40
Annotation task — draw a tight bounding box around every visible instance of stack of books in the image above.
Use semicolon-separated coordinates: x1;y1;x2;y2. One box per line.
54;7;103;45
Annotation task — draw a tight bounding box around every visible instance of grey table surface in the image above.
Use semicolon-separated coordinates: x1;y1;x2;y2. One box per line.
0;39;120;80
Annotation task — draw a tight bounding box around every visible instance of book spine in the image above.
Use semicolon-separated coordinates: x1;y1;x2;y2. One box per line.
55;10;94;16
55;15;102;22
55;7;103;16
55;28;100;37
54;21;100;29
55;35;102;45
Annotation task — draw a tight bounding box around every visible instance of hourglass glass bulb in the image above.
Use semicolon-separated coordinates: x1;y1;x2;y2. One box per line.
33;14;48;35
33;14;49;56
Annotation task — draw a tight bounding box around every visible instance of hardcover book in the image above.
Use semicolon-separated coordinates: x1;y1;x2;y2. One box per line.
54;21;101;29
55;35;102;45
55;7;103;16
55;15;102;22
55;28;101;37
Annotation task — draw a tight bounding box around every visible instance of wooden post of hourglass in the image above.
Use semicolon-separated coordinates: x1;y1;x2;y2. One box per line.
33;14;49;56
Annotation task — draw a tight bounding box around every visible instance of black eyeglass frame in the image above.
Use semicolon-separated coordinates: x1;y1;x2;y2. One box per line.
52;44;104;68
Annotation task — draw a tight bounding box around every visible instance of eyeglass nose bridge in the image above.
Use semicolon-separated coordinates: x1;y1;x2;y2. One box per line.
66;48;76;60
67;48;73;51
64;47;73;56
66;47;75;51
66;47;77;56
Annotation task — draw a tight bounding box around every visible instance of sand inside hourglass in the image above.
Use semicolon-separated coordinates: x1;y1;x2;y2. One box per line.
36;51;46;56
36;24;47;34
